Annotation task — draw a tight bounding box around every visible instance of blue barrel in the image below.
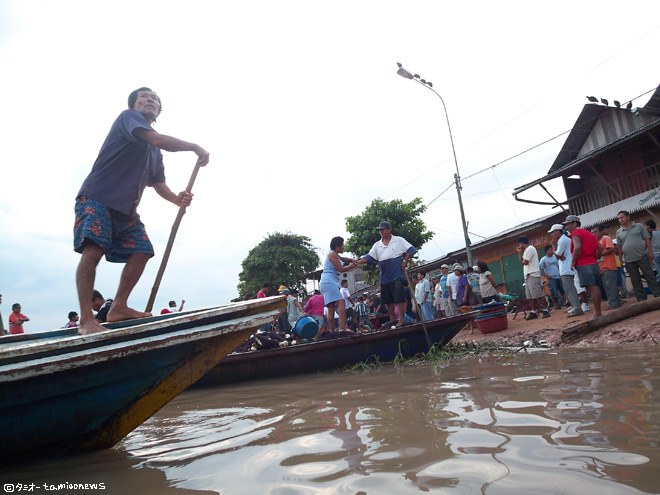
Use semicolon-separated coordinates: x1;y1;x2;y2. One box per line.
293;316;319;340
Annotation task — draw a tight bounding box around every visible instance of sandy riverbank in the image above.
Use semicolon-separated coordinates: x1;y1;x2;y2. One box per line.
452;298;660;348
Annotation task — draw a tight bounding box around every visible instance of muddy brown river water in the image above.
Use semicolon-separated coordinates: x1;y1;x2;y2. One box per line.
2;343;659;494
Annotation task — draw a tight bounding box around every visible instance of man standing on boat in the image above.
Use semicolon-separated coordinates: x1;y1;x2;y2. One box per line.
356;221;417;327
74;88;209;335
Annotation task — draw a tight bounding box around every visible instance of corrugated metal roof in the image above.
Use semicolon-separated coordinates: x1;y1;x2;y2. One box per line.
548;104;610;172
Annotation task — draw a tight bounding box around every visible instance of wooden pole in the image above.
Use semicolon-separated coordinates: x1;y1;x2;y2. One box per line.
404;271;434;350
145;162;202;313
562;297;660;342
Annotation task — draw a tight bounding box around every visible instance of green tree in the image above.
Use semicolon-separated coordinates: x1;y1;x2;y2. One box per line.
237;232;320;300
345;197;434;283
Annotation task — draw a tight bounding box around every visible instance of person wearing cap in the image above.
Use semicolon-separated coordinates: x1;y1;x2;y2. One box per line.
517;236;550;320
74;87;209;336
356;221;417;327
616;210;660;301
549;223;584;316
8;303;29;335
453;264;470;307
563;215;603;319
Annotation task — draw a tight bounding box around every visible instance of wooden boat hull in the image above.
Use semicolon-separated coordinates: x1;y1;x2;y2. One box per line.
197;313;474;386
0;297;285;461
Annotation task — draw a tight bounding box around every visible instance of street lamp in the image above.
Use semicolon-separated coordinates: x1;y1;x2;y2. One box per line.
396;63;473;266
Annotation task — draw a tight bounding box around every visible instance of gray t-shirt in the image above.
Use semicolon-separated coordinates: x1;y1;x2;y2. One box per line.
78;109;166;216
649;230;660;256
616;222;649;263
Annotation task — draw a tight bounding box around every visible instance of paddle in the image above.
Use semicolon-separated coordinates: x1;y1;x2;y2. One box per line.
144;161;203;313
404;271;433;350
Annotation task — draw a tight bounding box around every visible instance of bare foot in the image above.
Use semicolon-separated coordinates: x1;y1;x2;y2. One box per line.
78;319;106;335
106;305;152;322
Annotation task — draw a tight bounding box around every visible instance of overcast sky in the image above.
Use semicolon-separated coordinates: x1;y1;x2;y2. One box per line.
1;0;659;332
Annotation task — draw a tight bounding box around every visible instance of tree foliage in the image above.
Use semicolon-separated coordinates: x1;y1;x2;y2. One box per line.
345;198;434;283
237;232;320;300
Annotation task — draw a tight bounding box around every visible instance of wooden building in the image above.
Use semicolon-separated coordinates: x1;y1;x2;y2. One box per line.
513;85;660;228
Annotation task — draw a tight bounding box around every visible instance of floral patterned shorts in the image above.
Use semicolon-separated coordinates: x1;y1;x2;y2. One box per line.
74;196;154;263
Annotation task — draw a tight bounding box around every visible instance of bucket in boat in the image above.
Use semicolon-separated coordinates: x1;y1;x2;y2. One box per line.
293;316;319;340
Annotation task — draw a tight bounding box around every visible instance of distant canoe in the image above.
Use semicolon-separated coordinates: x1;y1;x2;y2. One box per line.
0;296;285;462
196;313;474;387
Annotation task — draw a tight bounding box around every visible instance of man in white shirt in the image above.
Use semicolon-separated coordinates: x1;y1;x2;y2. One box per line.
549;224;585;316
414;270;433;321
446;267;458;316
517;236;550;320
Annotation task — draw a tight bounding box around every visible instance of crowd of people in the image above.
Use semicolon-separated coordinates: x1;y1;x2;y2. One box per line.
517;212;660;322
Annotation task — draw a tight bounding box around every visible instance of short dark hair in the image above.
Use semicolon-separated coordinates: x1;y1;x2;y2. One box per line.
330;236;344;251
169;300;176;307
262;283;271;288
92;290;104;301
12;303;21;309
618;210;630;217
517;236;529;245
68;311;78;320
544;244;553;253
128;87;162;120
646;219;657;230
341;279;348;286
418;270;426;277
314;289;321;295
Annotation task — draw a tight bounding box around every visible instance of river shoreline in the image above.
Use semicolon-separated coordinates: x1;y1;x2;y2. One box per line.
452;298;660;348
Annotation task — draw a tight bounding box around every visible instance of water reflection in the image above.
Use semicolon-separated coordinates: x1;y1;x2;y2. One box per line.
3;344;658;494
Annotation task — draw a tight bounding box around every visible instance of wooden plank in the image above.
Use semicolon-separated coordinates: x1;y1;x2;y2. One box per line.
562;298;660;341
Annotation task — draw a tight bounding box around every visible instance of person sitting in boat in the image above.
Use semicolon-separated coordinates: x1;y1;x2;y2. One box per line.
64;311;79;328
304;290;325;329
73;87;209;335
286;288;307;330
161;299;185;314
319;236;359;333
91;290;113;323
355;221;417;328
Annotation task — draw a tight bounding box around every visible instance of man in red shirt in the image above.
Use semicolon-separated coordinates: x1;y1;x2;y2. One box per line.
257;283;270;299
8;303;30;334
564;215;603;319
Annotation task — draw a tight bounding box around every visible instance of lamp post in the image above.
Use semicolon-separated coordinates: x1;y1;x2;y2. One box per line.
396;63;473;266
